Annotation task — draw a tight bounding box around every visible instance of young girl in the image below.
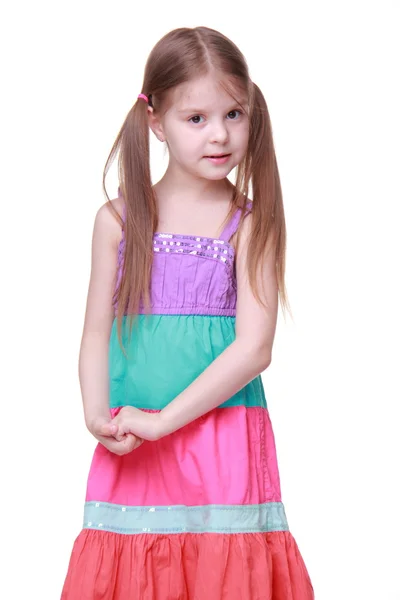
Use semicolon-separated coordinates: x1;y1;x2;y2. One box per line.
61;26;314;600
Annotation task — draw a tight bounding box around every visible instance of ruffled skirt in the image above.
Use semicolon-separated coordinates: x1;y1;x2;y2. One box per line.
62;529;313;599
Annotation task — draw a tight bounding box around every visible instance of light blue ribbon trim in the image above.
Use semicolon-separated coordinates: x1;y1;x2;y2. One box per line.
83;501;289;535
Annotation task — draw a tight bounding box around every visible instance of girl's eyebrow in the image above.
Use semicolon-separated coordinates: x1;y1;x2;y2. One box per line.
177;108;208;114
177;102;248;114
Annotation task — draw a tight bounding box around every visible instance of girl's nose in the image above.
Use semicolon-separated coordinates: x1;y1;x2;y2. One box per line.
209;121;229;143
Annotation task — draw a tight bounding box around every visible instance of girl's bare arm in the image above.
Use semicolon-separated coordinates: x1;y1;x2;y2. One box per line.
79;199;123;432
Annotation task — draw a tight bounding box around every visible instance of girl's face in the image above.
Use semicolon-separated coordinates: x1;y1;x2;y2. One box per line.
150;73;250;181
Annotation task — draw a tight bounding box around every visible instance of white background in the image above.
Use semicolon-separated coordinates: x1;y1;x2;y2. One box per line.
1;1;399;598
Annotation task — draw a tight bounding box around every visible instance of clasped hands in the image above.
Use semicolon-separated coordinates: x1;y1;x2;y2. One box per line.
91;407;165;456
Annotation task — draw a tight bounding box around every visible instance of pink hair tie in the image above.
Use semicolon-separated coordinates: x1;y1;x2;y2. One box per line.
137;93;149;103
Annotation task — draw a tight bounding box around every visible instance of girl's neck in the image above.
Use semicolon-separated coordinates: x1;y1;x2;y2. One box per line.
152;177;236;240
153;175;234;208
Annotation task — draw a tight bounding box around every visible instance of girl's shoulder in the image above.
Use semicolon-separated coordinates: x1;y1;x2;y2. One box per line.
108;194;125;223
93;196;125;250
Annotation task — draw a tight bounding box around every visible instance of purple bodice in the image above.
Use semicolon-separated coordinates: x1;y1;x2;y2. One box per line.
115;200;252;317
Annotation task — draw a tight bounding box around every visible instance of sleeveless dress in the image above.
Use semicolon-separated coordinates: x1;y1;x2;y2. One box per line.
61;198;314;599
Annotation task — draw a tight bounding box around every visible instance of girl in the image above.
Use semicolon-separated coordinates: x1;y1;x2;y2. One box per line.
62;26;314;600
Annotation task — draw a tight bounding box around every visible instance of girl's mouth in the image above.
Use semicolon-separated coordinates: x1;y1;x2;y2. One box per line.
205;154;231;164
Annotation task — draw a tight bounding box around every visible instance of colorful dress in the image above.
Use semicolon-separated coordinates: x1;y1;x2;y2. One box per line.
61;199;314;599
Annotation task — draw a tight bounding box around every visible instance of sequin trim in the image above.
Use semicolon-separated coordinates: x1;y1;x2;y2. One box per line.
153;233;234;269
117;234;235;281
83;501;289;535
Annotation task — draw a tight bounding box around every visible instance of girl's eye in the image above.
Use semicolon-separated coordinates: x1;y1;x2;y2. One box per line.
227;110;242;120
188;110;243;124
189;115;205;124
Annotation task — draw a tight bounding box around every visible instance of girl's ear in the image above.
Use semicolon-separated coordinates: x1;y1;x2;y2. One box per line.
147;106;165;143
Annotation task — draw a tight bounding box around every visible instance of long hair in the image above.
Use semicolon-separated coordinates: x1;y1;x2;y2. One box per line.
103;26;292;352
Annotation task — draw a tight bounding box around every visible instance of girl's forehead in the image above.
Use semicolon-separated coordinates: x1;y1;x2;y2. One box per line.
169;76;248;112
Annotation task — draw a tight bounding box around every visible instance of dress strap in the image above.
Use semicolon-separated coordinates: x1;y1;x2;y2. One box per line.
219;200;253;242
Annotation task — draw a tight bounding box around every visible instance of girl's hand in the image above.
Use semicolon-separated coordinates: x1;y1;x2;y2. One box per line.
88;415;143;456
107;406;164;443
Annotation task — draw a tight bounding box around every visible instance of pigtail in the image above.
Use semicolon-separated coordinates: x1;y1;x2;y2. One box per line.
104;96;158;355
241;82;292;321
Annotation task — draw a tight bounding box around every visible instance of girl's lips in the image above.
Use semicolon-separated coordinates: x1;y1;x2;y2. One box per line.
205;154;231;164
205;153;230;157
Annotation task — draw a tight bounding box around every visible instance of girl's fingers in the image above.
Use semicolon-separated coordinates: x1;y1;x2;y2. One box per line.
111;422;129;442
97;420;123;440
120;433;138;453
96;431;143;456
97;422;114;437
133;437;144;450
112;424;124;438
